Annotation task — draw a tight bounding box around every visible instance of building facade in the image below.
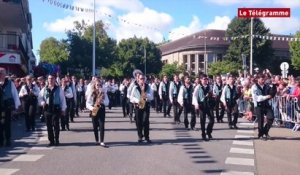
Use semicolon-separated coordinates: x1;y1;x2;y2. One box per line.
0;0;36;76
160;29;291;75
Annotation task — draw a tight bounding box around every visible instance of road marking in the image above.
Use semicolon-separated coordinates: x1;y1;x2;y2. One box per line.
225;157;254;166
237;130;254;134
230;147;254;155
235;135;254;139
239;123;255;126
0;168;19;175
221;171;254;175
39;137;48;141
232;140;253;146
31;146;53;150
12;155;44;162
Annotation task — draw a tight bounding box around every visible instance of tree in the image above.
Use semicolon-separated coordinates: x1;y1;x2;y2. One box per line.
39;37;68;64
159;63;185;78
289;31;300;70
208;60;241;76
224;17;274;71
117;37;162;77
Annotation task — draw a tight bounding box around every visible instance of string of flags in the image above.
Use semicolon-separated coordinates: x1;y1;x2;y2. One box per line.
194;34;300;42
42;0;299;42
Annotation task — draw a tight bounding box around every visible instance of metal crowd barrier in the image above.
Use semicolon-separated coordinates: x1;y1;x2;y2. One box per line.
271;96;300;131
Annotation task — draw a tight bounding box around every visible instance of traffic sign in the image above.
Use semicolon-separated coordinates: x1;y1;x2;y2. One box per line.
280;62;289;70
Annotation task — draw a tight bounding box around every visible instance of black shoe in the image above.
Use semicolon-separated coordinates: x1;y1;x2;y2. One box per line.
202;134;209;141
61;128;66;131
48;142;55;147
258;135;267;141
95;142;100;145
55;141;60;146
233;125;239;129
229;125;234;129
138;139;143;143
207;134;213;140
146;139;152;143
265;134;273;140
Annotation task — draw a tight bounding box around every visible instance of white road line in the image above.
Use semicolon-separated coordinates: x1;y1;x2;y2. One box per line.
0;168;19;175
237;130;255;134
225;157;255;166
12;155;44;162
221;171;254;175
235;135;254;139
31;146;53;150
239;123;255;126
232;140;253;146
39;137;48;141
230;147;254;155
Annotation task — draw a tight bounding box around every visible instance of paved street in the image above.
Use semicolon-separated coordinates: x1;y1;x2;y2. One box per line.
0;107;299;175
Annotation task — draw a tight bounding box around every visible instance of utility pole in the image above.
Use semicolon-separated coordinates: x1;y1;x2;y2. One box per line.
250;17;253;75
92;0;96;76
144;45;147;75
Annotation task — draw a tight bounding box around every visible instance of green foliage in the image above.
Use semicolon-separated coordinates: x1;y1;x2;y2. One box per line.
289;31;300;70
101;63;124;78
159;62;185;78
117;37;162;77
208;60;241;76
39;37;68;64
224;17;274;70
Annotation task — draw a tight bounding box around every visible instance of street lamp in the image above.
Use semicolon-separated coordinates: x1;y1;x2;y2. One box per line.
92;0;96;76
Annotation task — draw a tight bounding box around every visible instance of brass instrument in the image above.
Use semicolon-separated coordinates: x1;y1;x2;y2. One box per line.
138;85;146;109
91;90;104;117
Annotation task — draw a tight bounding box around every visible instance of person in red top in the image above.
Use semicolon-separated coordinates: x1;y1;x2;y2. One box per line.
287;79;300;99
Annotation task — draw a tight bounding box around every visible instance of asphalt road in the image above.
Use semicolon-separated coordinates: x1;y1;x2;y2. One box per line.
0;107;284;175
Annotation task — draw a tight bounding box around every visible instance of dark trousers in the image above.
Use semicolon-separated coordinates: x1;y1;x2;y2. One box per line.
199;108;214;135
183;102;196;129
121;96;129;117
92;106;106;142
45;111;60;144
66;98;75;122
154;92;161;112
172;99;182;122
128;102;134;122
162;97;171;117
135;104;150;140
215;99;225;121
76;92;84;115
23;100;37;131
226;103;239;127
255;106;274;137
108;92;115;109
0;110;12;146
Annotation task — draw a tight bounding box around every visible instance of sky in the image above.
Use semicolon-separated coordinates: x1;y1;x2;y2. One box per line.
30;0;300;62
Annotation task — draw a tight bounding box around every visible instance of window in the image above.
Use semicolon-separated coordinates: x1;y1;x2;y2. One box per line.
7;31;17;50
191;54;195;63
183;55;187;64
199;62;204;69
217;54;223;61
198;54;204;62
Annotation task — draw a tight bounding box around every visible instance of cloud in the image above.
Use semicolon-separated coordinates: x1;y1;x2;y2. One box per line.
273;0;300;8
206;0;265;6
115;8;173;43
262;17;300;34
205;16;231;30
168;16;201;41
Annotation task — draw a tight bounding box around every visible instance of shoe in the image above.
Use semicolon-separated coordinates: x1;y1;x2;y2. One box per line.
207;134;213;140
61;128;66;131
258;135;267;141
55;141;60;146
95;142;100;145
66;126;70;131
100;142;108;148
229;125;234;129
146;139;152;143
138;139;143;143
233;125;239;129
265;134;273;140
202;134;208;141
48;142;55;147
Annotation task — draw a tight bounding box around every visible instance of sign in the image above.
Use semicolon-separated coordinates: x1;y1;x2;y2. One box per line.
281;70;288;78
238;8;290;18
0;53;21;64
280;62;289;71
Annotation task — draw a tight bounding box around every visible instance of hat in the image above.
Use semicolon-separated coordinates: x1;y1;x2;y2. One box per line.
132;69;143;78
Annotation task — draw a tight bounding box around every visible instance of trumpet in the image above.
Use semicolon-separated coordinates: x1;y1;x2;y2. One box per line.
91;91;104;117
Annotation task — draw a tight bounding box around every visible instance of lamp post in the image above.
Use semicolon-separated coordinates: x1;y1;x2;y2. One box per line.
92;0;96;76
144;45;147;75
250;17;253;75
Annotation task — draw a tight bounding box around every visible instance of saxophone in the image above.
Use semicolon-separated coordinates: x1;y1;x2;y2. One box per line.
139;85;146;109
91;90;104;117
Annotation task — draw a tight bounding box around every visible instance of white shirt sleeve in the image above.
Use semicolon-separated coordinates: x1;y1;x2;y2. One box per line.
86;94;94;111
130;86;140;104
177;86;184;106
18;85;27;97
158;82;163;99
11;82;21;110
60;88;67;112
251;84;269;102
192;85;200;108
103;91;109;106
169;82;174;103
38;87;46;107
220;86;226;105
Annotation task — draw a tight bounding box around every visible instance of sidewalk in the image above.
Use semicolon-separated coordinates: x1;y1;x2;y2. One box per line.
255;127;300;175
